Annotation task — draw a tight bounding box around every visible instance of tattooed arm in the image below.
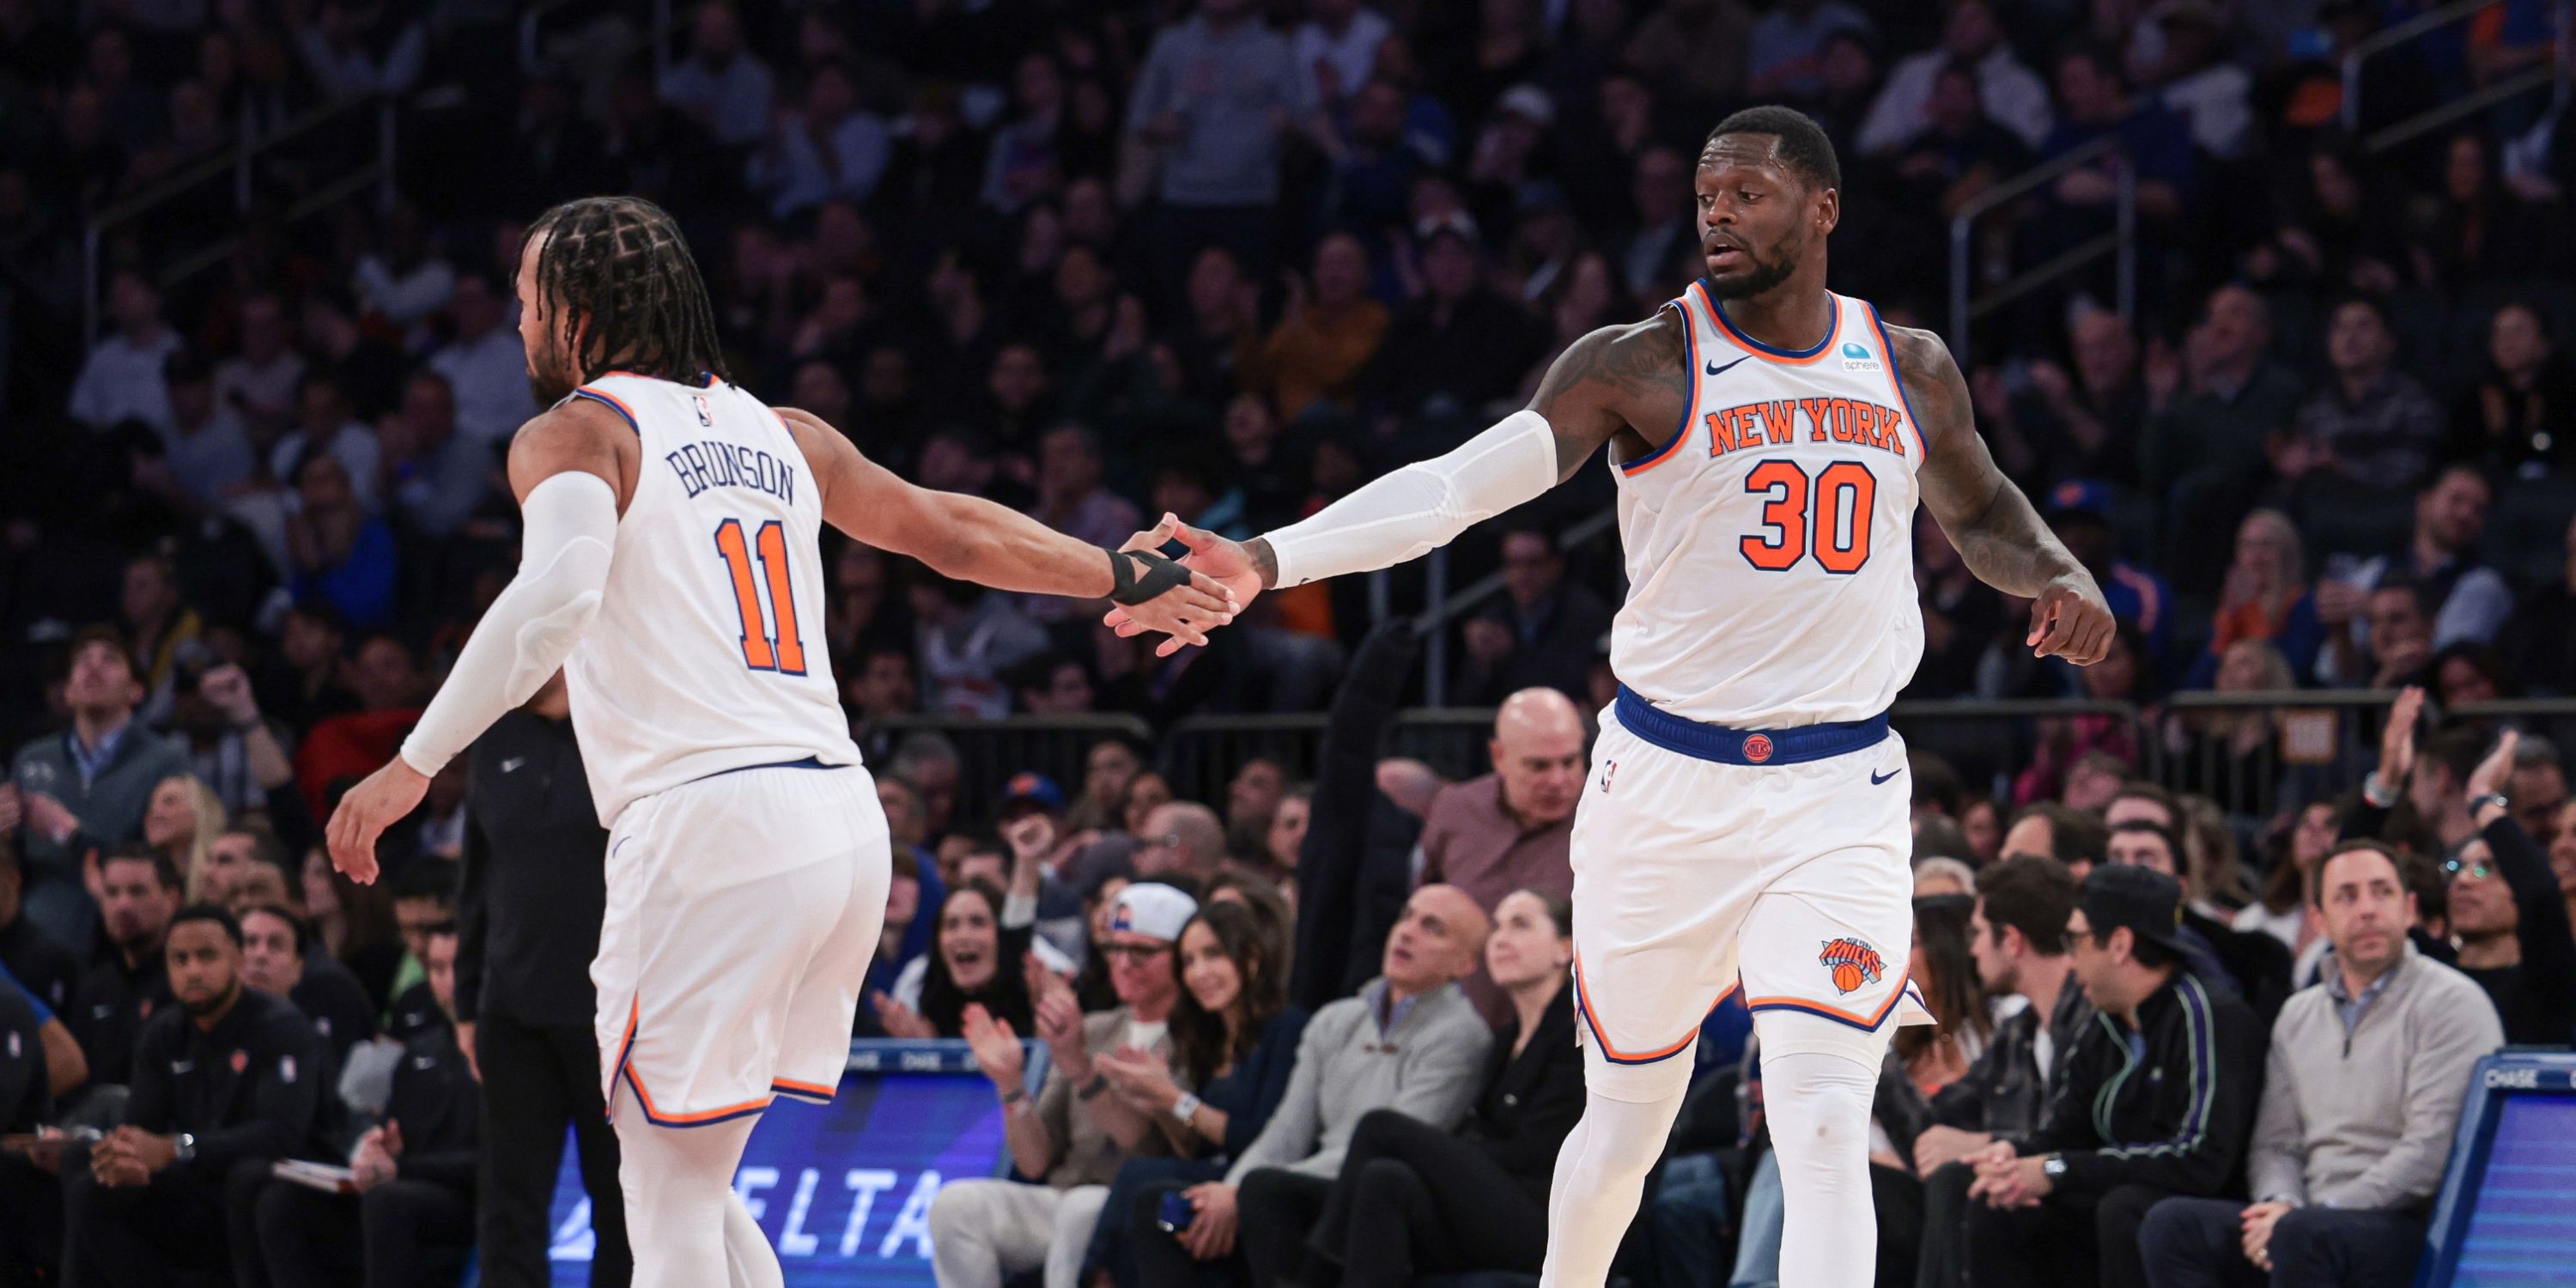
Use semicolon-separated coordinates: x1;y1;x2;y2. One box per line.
1895;324;2117;665
1106;313;1689;647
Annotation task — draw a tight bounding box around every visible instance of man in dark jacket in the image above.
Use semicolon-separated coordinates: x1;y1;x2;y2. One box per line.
239;903;378;1066
64;848;182;1092
61;904;329;1288
254;922;478;1287
0;845;81;1014
1907;856;2095;1288
1956;867;2265;1288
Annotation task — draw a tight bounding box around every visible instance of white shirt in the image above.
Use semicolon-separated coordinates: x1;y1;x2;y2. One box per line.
1855;46;2054;155
215;350;307;429
353;254;456;331
2160;64;2251;160
68;329;181;433
1291;8;1392;100
271;422;384;511
428;326;538;447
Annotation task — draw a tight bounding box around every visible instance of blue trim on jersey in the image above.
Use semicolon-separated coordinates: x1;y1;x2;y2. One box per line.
570;388;641;434
1619;301;1699;476
1708;284;1838;360
1864;303;1932;459
1613;685;1888;766
688;756;843;784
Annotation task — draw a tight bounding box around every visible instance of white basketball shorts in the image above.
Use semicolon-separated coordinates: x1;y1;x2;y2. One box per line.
595;757;890;1127
1569;688;1929;1097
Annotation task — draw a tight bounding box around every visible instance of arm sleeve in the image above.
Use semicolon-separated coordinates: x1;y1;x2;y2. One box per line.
1224;1018;1329;1185
2317;987;2503;1210
2245;1036;2308;1204
1262;410;1558;589
398;471;617;775
454;811;489;1026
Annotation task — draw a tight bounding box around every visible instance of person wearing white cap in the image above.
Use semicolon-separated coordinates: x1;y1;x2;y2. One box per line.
930;884;1200;1288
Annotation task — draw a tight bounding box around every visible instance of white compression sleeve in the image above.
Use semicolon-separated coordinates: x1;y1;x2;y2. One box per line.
397;471;618;775
1262;409;1559;588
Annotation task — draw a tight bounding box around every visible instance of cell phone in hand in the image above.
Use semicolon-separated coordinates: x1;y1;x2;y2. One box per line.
1157;1189;1196;1234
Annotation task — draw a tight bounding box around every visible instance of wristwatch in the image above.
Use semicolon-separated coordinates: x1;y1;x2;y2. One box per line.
2361;772;2401;810
1170;1092;1203;1126
2470;793;2510;821
2040;1155;2068;1181
173;1133;197;1163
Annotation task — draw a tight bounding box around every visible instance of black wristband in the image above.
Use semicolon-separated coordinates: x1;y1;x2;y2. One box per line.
1107;549;1189;605
1076;1073;1110;1101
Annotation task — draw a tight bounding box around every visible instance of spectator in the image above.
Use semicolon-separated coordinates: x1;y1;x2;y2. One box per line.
384;865;458;1042
982;53;1069;216
879;879;1035;1040
1137;801;1229;884
350;204;457;335
1126;0;1323;283
1129;884;1493;1288
2500;513;2576;695
2108;818;2296;1027
913;573;1052;720
2014;625;2148;805
68;270;179;434
0;843;79;1015
237;903;375;1066
1611;144;1693;303
2445;300;2575;476
11;629;193;946
890;732;965;838
1295;889;1583;1288
1240;233;1390;422
300;847;404;1011
1226;759;1286;854
2510;738;2567;848
295;0;424;99
1261;785;1309;886
2439;731;2576;1046
1744;0;1872;100
1856;0;2051;155
252;921;477;1288
291;634;424;823
425;274;538;450
1913;857;2094;1287
1072;738;1145;835
1084;900;1310;1288
1458;530;1616;707
657;2;773;149
2136;1;2251;160
927;883;1196;1288
2139;840;2504;1288
156;349;256;509
273;371;386;515
1999;802;2110;880
377;371;493;539
2291;296;2445;494
61;904;326;1288
1958;866;2265;1288
213;292;305;441
1418;688;1582;1021
285;453;399;629
2141;285;2306;568
2187;509;2324;688
1027;423;1141;553
2318;467;2513;683
749;59;889;219
2236;800;2342;957
2044;483;2173;664
1370;213;1544;420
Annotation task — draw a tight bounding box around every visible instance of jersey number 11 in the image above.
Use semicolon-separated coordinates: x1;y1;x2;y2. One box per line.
714;518;808;675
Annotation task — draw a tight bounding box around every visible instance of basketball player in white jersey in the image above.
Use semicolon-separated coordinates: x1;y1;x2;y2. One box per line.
1111;107;2117;1285
323;197;1235;1288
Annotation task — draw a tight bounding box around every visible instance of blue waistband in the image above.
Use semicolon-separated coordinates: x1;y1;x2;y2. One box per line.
1613;685;1889;766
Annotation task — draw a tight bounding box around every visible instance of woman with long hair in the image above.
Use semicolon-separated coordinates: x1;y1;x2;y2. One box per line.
1295;889;1585;1288
300;844;403;1007
2186;510;2323;686
1087;901;1309;1288
1893;894;1991;1094
2239;799;2339;953
883;880;1036;1039
143;775;228;903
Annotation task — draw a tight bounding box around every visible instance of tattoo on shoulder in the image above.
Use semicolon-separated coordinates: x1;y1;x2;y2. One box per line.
1534;312;1690;415
1884;324;1969;449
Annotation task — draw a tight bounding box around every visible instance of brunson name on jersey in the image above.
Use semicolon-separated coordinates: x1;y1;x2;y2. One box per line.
665;440;799;504
1702;397;1910;460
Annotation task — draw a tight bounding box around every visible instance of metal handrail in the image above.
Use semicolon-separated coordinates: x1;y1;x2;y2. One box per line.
2365;63;2560;154
1947;136;2133;368
2342;0;2509;132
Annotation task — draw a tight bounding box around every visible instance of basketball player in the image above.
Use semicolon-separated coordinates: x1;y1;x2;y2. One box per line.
324;197;1234;1288
1112;107;2115;1286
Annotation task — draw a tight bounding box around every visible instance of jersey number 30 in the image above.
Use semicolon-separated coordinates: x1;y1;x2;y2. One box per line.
714;518;808;674
1740;459;1875;574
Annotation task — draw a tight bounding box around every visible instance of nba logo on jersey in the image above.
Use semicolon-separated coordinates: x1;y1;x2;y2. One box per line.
1819;938;1886;994
692;393;713;426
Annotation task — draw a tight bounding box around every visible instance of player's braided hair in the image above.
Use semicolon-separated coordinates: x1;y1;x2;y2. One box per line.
525;196;730;386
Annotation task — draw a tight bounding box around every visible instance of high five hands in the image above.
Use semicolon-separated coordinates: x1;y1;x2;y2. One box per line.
1104;514;1266;658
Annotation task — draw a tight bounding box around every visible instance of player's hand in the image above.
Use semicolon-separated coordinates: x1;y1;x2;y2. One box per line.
2378;686;2425;789
1182;1182;1240;1260
1104;514;1265;656
325;757;432;884
2027;574;2115;665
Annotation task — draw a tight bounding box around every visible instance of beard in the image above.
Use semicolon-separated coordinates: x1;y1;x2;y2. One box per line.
1705;242;1800;300
528;361;577;408
179;979;240;1019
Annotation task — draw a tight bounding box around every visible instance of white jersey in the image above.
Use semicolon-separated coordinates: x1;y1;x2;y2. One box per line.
560;372;861;826
1608;284;1925;728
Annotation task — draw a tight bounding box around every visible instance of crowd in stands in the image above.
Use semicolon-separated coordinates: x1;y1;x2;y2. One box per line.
1;0;2573;1285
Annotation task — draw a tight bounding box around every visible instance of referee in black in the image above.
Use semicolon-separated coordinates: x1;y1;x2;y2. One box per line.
456;672;631;1286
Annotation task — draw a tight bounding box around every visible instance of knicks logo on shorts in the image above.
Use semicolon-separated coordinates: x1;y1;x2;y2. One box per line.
1819;938;1886;994
1742;734;1774;762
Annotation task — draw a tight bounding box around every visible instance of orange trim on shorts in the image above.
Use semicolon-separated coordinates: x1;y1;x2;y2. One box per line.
771;1077;837;1100
1746;976;1926;1031
611;997;777;1127
1571;951;1741;1066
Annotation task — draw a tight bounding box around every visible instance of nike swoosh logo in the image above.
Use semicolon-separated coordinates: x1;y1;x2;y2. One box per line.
1705;355;1751;379
1869;769;1900;786
501;757;526;773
